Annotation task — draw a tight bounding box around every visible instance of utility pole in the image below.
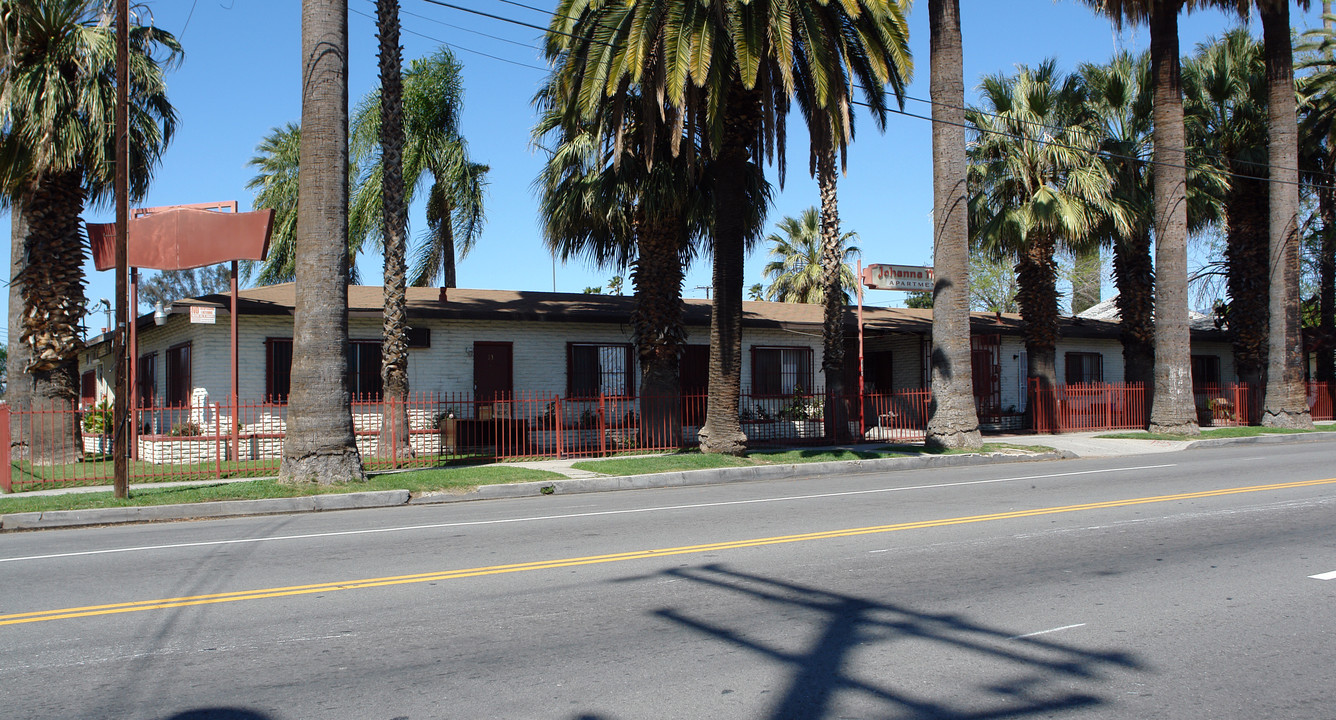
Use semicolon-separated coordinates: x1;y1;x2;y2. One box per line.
113;0;129;499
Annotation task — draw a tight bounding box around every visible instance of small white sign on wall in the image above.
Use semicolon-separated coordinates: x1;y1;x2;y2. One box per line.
190;306;216;324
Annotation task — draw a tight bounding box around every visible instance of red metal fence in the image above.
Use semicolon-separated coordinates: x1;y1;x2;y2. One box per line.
3;380;1331;492
1310;381;1335;421
1030;381;1147;433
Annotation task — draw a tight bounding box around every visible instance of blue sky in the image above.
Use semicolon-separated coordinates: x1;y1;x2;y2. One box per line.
1;0;1327;345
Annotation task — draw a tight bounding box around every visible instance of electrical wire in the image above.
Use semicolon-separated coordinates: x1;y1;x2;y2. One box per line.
393;0;1336;189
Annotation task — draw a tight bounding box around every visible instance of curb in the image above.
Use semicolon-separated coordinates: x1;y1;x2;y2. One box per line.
1184;430;1336;450
3;431;1330;532
1;452;1072;532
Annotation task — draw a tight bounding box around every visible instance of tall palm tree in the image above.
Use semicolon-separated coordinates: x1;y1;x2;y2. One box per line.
280;0;364;484
534;75;736;446
968;62;1120;400
925;0;982;451
761;208;860;304
1084;0;1200;435
0;0;181;462
1298;16;1336;385
547;0;912;455
1255;0;1314;428
350;48;487;288
374;0;412;459
1183;30;1270;393
1085;50;1226;395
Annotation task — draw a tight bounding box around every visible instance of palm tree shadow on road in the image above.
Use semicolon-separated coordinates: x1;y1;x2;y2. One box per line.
639;563;1146;720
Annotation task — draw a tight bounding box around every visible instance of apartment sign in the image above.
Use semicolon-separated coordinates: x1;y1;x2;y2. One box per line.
862;264;935;292
190;306;216;324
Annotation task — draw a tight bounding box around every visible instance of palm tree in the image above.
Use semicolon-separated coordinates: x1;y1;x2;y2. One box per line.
1086;49;1226;395
244;123;362;285
1255;0;1314;428
350;48;487;288
533;73;730;448
374;0;412;459
1299;16;1336;385
1084;0;1200;435
0;0;181;462
1183;30;1270;395
761;208;860;304
968;62;1120;405
925;0;981;451
280;0;365;484
546;0;913;455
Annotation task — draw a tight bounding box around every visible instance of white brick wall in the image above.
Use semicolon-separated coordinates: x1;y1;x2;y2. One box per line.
77;310;1245;409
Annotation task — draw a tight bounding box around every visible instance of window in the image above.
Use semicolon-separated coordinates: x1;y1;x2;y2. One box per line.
347;341;383;399
567;343;634;398
406;327;431;348
266;338;293;402
751;346;813;395
864;350;895;393
137;352;156;407
1064;352;1103;384
165;343;192;407
1192;355;1221;391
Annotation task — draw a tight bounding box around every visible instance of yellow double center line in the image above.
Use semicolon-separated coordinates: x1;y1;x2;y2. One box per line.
5;476;1334;627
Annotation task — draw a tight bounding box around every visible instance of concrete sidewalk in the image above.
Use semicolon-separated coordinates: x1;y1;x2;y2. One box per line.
3;426;1334;532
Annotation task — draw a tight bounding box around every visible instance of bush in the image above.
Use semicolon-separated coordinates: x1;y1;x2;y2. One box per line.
81;401;112;435
169;421;202;437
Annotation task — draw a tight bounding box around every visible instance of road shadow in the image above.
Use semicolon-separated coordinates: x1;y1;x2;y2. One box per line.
162;709;274;720
645;563;1145;720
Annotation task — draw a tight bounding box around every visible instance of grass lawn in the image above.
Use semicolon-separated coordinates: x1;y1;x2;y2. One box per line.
570;443;1049;477
1096;426;1320;441
0;465;563;515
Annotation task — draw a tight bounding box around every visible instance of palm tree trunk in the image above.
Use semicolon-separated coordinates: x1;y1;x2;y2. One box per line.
8;199;34;450
1319;177;1335;384
281;0;366;484
1147;3;1199;434
1112;227;1155;392
1224;175;1270;395
15;171;87;464
698;84;758;456
632;211;686;448
1017;234;1060;393
1258;1;1313;428
817;154;849;442
925;0;981;450
441;197;457;288
376;0;413;460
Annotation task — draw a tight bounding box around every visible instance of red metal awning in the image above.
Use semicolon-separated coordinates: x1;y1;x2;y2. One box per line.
87;207;274;271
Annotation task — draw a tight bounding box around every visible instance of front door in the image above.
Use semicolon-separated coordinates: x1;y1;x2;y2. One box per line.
473;342;513;407
971;334;1002;423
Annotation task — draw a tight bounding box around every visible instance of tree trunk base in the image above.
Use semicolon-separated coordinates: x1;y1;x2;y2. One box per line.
698;424;747;456
1146;420;1201;436
1259;407;1314;430
279;450;367;485
924;427;982;452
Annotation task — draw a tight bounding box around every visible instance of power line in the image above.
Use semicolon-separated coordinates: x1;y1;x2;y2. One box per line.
395;0;1336;190
352;5;547;71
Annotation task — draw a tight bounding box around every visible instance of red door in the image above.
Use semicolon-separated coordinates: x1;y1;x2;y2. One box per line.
971;334;1002;423
473;342;513;404
679;344;709;425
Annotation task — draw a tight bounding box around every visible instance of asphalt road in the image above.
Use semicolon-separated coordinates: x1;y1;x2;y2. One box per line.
2;442;1334;720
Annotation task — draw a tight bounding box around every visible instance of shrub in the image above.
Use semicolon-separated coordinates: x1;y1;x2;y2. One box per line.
81;401;112;435
169;421;202;437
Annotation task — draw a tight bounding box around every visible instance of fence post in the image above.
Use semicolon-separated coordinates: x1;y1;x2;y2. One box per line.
598;393;607;456
555;395;564;460
0;403;11;493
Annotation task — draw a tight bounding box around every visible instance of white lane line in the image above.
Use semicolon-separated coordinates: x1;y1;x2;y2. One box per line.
0;463;1177;564
1009;623;1086;640
1309;570;1336;580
